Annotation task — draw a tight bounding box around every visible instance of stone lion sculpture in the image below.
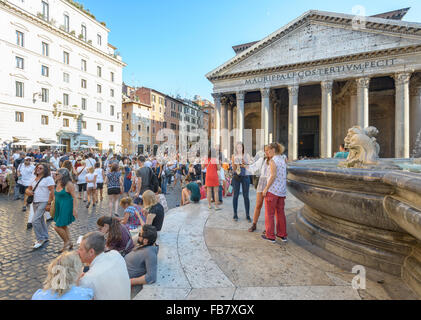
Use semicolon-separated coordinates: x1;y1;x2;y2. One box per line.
340;126;380;168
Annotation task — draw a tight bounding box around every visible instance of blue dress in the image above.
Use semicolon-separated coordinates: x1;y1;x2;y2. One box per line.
123;166;132;193
32;286;94;300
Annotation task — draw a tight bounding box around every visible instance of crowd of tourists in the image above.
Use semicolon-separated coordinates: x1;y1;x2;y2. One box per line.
0;142;289;300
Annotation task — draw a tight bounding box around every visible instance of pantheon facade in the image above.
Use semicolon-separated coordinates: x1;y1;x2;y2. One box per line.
206;9;421;160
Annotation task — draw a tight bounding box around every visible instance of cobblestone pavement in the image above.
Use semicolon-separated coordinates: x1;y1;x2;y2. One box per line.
0;185;181;300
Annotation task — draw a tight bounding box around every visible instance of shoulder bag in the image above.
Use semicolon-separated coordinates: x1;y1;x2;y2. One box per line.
26;177;44;205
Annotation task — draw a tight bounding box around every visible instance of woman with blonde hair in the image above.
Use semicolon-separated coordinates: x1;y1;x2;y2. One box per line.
262;142;288;243
32;252;93;300
142;190;165;232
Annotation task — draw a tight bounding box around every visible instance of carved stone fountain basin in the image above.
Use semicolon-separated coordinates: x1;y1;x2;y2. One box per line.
287;158;421;297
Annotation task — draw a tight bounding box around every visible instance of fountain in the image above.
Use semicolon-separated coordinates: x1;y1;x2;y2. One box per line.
287;126;421;297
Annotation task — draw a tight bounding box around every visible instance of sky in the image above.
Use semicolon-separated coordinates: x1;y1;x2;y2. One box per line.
81;0;421;101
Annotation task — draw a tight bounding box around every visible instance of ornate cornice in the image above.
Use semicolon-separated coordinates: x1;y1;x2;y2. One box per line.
206;10;421;81
0;0;126;67
208;44;421;82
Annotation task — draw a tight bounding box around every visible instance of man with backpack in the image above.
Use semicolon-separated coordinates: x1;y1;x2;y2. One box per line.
134;156;159;201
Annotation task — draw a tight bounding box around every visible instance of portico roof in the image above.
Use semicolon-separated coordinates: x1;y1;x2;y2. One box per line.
206;9;421;81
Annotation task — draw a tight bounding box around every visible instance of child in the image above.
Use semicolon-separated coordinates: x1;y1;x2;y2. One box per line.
94;162;105;201
156;187;168;213
85;167;97;208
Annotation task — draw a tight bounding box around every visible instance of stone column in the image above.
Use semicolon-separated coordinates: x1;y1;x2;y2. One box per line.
321;81;333;158
288;85;299;160
236;91;245;143
261;88;270;145
270;90;277;143
227;101;233;156
349;82;358;127
356;77;370;128
220;96;230;160
211;93;222;148
394;72;411;158
410;83;421;155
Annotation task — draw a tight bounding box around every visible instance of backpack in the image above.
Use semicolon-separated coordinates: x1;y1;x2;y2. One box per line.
149;167;159;193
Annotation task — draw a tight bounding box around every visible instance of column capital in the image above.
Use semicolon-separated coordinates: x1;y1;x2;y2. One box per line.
236;91;245;101
220;95;230;105
348;81;358;95
211;93;222;102
356;77;370;89
321;80;333;92
288;85;299;96
393;72;412;86
260;88;271;98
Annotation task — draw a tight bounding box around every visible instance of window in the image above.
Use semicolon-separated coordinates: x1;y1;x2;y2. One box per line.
82;121;87;129
110;105;114;116
16;56;24;69
64;14;69;32
110;72;114;82
81;79;87;89
42;1;49;21
63;72;69;83
16;81;24;97
15;112;24;122
110;89;114;97
41;88;49;102
63;93;69;106
81;59;87;71
110;125;114;132
138;125;141;131
63;51;69;64
42;42;49;56
41;65;49;77
97;84;102;93
152;95;156;102
81;98;87;110
41;115;49;125
97;34;102;46
97;102;102;113
63;118;69;127
126;124;129;131
16;31;24;47
81;24;87;41
97;123;101;131
97;66;102;77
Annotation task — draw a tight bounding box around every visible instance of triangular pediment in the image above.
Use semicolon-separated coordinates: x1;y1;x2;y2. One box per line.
207;10;421;80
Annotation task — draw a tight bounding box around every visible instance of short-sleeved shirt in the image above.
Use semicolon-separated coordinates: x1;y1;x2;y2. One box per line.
31;176;55;203
124;245;159;284
186;182;200;201
147;203;164;231
136;167;152;196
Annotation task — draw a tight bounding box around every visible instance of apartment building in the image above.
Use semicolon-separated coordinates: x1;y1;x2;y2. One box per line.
0;0;125;152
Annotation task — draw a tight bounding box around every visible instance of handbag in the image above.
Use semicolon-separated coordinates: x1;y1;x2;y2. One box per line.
26;177;44;205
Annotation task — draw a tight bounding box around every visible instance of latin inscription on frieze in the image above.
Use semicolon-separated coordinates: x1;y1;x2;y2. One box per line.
244;59;397;85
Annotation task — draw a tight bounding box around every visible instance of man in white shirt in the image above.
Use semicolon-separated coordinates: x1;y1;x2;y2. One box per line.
50;151;60;170
78;231;131;300
18;157;35;211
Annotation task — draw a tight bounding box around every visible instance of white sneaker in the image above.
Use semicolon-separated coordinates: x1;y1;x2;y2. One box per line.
33;241;43;249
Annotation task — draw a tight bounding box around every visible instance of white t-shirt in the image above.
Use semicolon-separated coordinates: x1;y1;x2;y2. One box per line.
94;168;104;183
85;158;96;169
18;164;35;186
50;157;60;170
31;176;55;203
12;153;20;161
79;250;131;300
85;173;96;188
77;167;87;184
219;167;225;186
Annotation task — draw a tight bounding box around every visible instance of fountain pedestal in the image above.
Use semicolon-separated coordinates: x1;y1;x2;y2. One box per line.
287;159;421;297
